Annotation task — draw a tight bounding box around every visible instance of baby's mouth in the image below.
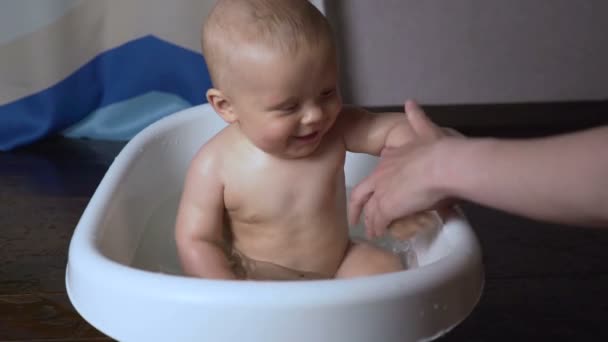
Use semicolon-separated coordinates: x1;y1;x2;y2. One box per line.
293;131;320;143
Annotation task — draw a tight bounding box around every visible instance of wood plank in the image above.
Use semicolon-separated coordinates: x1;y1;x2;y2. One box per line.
0;138;120;340
461;203;608;279
0;138;124;295
445;276;608;340
0;193;90;294
0;293;111;341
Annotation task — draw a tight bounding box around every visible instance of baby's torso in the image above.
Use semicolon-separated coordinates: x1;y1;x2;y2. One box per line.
220;128;350;277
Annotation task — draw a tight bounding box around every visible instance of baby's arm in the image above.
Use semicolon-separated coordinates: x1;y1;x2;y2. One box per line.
341;104;413;155
175;151;236;280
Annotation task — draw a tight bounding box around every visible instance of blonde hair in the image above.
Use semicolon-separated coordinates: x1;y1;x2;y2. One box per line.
202;0;334;88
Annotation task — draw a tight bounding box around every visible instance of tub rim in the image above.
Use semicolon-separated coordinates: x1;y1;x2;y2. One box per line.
66;103;483;307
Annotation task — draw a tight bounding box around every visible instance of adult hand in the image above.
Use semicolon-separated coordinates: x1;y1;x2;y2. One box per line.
348;100;460;239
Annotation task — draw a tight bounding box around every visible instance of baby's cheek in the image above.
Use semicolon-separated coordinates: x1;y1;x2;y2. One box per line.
327;99;343;121
259;129;289;150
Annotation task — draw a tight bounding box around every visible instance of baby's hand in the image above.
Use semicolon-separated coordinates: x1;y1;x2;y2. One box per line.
387;211;443;241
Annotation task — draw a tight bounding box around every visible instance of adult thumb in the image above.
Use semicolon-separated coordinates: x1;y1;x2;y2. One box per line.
405;100;439;139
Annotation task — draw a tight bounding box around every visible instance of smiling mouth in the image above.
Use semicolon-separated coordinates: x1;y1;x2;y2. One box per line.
293;131;320;143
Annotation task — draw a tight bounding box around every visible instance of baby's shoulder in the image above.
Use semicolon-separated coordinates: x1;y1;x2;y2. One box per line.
328;105;364;139
188;125;236;174
334;105;365;128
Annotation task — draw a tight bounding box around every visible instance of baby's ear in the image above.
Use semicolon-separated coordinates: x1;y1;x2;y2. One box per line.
206;88;237;123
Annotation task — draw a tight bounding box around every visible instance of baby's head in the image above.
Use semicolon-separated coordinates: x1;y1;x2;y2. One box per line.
202;0;343;159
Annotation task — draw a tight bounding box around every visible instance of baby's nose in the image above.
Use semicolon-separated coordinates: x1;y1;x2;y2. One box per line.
302;106;323;125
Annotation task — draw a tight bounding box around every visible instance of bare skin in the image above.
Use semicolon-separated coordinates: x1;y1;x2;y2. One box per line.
175;16;412;280
350;101;608;236
176;113;403;280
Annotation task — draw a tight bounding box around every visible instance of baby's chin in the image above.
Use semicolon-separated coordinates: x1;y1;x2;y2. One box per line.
288;134;327;158
253;131;328;159
275;146;320;159
271;140;324;159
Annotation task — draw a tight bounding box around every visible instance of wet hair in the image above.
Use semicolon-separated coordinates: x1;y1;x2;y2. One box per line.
201;0;334;88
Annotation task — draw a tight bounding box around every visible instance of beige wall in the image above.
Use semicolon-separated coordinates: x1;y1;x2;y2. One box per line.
3;1;605;107
326;0;608;106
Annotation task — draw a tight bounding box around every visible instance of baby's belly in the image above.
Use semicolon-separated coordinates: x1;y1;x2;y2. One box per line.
230;218;350;276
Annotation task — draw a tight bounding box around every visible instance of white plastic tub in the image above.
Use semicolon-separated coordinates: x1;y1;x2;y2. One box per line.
66;103;484;342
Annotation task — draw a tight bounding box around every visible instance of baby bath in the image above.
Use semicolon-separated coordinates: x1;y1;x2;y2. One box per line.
66;103;484;341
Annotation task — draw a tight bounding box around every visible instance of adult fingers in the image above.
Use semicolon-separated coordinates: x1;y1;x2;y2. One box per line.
366;196;393;238
442;127;465;138
348;174;376;226
405;100;442;140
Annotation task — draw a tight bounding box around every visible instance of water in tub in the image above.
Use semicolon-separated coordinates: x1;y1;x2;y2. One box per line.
131;188;441;275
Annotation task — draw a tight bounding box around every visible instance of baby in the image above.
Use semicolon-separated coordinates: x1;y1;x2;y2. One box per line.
175;0;420;280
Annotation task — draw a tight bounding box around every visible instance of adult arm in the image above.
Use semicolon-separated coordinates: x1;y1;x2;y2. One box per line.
349;101;608;236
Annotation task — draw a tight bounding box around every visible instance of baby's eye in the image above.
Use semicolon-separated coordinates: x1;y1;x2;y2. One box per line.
321;88;335;98
280;103;299;114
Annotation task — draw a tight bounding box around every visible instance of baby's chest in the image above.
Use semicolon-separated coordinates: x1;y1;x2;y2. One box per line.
225;153;345;220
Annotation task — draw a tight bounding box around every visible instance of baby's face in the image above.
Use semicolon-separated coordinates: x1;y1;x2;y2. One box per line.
227;42;342;159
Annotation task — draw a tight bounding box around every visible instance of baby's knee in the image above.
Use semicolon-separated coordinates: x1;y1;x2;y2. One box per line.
362;246;403;273
336;242;403;278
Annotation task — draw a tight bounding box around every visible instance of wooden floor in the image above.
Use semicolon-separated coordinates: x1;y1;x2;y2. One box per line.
1;118;608;341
